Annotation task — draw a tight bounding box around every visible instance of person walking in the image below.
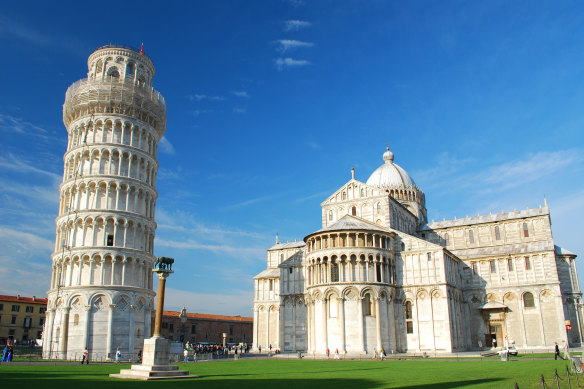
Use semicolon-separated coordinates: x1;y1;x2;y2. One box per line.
2;345;8;362
81;348;89;364
115;348;121;364
183;348;189;362
326;348;330;358
554;342;560;360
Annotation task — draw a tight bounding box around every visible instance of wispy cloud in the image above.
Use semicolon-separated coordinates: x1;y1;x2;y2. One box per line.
0;113;48;137
233;107;246;114
294;190;332;203
156;238;264;258
157;209;266;241
275;57;311;70
221;195;278;210
284;1;305;9
231;91;249;98
158;136;175;155
307;141;320;150
416;149;583;193
0;154;61;182
283;20;311;32
187;94;226;102
0;13;84;55
191;109;211;116
277;39;314;53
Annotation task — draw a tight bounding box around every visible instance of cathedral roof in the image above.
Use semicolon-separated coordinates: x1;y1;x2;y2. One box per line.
254;268;281;279
309;215;390;237
268;241;305;251
366;147;417;190
555;245;576;257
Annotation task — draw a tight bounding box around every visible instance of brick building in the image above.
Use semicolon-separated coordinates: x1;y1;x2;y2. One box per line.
159;309;253;344
0;295;48;345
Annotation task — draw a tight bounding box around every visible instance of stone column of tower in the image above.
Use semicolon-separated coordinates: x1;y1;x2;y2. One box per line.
42;44;166;360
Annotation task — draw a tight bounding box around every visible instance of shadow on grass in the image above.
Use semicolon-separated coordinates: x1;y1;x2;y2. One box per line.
396;378;503;388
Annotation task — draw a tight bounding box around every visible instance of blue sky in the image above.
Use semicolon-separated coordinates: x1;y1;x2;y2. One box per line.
1;1;583;316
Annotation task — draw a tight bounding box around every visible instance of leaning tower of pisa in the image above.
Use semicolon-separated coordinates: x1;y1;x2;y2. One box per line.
43;44;166;360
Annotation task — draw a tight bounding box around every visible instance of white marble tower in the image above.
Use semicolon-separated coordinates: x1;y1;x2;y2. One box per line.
43;44;166;360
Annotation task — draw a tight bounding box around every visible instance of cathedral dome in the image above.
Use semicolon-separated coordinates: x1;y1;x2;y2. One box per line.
366;147;417;189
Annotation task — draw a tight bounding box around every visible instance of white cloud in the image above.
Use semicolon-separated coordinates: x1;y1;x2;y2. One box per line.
156;237;265;260
277;39;314;53
231;91;249;98
0;113;48;138
187;94;225;101
233;107;246;114
285;0;305;7
158;136;175;155
416;149;582;193
0;14;84;54
191;109;211;116
221;194;278;210
0;154;61;182
283;20;311;31
275;57;311;70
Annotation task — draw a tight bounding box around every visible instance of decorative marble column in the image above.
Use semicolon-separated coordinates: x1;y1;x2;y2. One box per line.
339;296;346;353
59;307;70;359
375;297;382;352
357;297;365;353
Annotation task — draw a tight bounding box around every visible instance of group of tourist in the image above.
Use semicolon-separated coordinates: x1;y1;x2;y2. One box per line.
2;339;15;362
182;342;251;361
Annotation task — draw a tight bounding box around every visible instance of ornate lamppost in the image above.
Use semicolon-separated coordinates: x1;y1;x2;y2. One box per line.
111;257;196;380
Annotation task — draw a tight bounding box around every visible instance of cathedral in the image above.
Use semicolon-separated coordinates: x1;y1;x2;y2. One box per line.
253;147;583;354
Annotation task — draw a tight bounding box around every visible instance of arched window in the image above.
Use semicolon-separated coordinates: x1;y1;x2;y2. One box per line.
351;206;357;216
107;67;120;79
361;188;365;197
342;192;346;200
523;223;529;238
444;233;449;246
495;226;501;240
523;292;535;308
376;202;382;214
468;230;475;244
405;301;413;333
329;296;338;318
331;263;339;282
126;62;135;76
364;294;373;316
328;210;333;221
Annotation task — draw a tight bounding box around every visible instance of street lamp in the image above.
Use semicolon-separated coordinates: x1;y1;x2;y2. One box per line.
179;306;188;343
112;256;195;379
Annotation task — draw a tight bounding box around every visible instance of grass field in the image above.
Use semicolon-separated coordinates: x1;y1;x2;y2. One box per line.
0;359;577;388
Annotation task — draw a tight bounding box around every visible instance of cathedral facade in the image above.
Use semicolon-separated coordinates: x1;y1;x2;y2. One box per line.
253;148;582;354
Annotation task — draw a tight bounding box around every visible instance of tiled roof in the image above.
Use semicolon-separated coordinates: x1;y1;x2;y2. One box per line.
314;215;388;234
162;310;253;322
0;294;48;305
268;241;306;250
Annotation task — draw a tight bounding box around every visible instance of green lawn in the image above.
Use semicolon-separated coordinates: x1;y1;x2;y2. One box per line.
0;359;577;388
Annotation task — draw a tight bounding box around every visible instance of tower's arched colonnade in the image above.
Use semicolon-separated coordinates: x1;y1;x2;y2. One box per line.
43;45;166;360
